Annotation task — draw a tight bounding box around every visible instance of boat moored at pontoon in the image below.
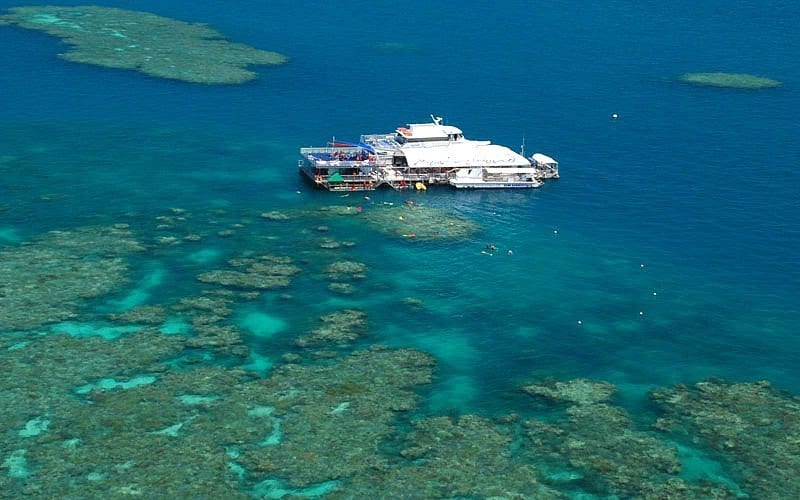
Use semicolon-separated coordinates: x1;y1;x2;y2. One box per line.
298;116;558;191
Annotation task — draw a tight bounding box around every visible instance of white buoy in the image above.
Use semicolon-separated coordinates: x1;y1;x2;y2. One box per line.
612;113;619;120
639;311;644;316
577;320;583;325
553;229;559;235
640;264;645;268
652;292;657;296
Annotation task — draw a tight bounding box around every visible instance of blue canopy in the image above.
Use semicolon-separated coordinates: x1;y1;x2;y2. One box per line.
326;140;375;154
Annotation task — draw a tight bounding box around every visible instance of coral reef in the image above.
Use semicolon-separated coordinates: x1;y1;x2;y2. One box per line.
523;378;738;498
1;319;434;497
259;211;292;221
325;260;367;281
679;72;781;89
0;225;143;330
328;282;356;295
316;205;362;217
523;378;617;406
170;291;248;357
359;202;479;240
197;254;301;291
1;6;287;84
338;414;563;499
108;305;168;325
3;216;795;497
0;329;186;455
651;379;800;498
1;362;263;497
401;297;424;308
238;346;435;487
306;202;478;241
295;309;367;347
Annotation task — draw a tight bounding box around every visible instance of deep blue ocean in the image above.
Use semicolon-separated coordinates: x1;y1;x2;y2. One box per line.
1;0;799;496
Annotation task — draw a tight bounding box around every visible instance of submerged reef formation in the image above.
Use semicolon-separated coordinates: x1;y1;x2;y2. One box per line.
524;378;738;498
197;254;301;291
523;378;617;406
295;309;367;348
339;414;563;498
0;225;143;331
1;329;434;497
357;203;479;241
652;379;800;498
261;203;479;241
2;215;798;497
679;72;781;89
1;6;288;84
238;346;435;489
325;260;367;281
177;291;249;357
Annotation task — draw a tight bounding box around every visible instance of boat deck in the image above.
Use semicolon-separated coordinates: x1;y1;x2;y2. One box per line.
297;123;559;191
299;163;443;191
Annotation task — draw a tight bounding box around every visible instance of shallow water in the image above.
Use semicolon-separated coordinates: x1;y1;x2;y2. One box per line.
1;0;799;497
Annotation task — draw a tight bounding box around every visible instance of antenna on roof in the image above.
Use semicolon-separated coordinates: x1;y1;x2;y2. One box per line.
521;135;526;157
431;114;443;125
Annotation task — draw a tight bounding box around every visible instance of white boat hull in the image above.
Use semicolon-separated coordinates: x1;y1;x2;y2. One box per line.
299;117;557;191
449;181;541;189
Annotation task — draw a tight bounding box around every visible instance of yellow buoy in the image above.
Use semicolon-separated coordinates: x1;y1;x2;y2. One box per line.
415;182;427;191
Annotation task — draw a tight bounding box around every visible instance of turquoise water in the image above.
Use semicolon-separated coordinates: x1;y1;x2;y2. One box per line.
1;0;799;496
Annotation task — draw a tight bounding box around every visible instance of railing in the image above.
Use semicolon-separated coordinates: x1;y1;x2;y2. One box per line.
323;174;378;191
300;146;362;155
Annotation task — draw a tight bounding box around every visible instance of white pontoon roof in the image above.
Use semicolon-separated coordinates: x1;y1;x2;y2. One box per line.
531;153;558;164
401;143;530;168
402;122;463;140
483;167;539;173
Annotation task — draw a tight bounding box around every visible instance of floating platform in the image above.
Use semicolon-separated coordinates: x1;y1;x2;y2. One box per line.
298;117;558;191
